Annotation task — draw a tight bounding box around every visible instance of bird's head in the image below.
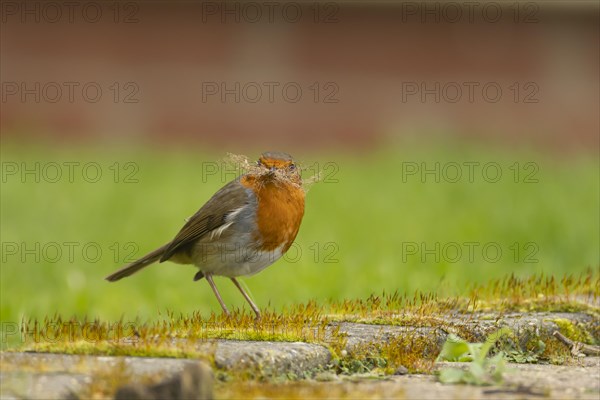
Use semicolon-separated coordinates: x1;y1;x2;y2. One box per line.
255;151;301;185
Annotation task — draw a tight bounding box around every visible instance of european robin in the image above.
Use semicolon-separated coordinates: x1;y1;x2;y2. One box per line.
105;152;305;319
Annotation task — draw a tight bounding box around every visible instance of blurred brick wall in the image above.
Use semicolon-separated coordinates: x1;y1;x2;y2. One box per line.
1;1;598;148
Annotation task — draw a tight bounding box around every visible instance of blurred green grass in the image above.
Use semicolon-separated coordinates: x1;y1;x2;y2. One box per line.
1;137;598;323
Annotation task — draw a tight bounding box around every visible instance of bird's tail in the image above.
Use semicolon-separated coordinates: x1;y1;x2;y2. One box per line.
105;244;169;282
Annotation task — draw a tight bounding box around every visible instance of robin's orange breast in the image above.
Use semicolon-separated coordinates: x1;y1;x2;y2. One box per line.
240;175;305;252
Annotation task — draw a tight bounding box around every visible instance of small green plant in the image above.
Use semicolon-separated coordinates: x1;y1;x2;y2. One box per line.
504;339;546;363
437;327;511;385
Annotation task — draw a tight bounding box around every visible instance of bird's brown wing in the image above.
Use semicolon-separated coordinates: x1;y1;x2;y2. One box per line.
160;180;251;262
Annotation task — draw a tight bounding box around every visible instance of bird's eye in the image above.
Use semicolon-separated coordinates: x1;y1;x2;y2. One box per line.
289;164;296;171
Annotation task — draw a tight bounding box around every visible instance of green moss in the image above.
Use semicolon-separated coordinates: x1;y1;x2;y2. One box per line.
553;318;596;345
25;340;211;359
11;301;350;363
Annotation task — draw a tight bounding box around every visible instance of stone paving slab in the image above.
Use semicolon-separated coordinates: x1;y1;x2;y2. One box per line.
1;311;598;399
218;358;600;400
335;323;445;349
0;341;331;399
334;311;598;352
1;371;90;400
0;353;205;399
358;357;598;400
449;311;599;341
211;340;330;374
3;353;599;399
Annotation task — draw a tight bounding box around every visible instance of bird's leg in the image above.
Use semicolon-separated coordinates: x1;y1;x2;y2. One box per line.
205;274;230;317
230;277;261;319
